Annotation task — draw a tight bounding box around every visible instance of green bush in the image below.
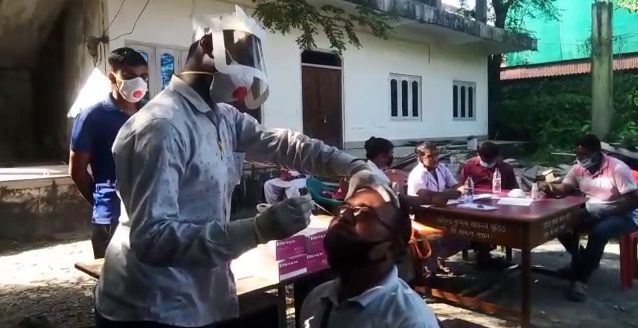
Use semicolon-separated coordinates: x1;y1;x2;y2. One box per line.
497;72;638;158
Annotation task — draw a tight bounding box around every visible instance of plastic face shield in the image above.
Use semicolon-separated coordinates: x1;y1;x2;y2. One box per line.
194;6;269;109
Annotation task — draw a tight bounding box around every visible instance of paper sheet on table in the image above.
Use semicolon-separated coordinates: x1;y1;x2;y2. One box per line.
497;197;533;206
420;199;459;208
231;247;262;279
457;203;498;211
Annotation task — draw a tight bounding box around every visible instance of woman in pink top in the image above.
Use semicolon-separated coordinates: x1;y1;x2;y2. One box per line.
544;134;638;301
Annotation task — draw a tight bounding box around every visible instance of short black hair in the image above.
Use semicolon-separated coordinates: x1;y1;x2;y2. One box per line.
575;134;602;152
187;34;213;62
415;141;437;157
108;47;147;69
364;137;394;160
187;41;199;61
478;142;500;159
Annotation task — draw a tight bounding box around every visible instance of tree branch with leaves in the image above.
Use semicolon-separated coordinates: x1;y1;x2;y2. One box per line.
483;0;559;137
616;0;638;12
252;0;397;54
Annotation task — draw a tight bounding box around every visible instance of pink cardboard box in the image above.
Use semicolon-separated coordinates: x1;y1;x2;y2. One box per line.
268;215;331;261
307;231;326;254
271;235;307;261
306;251;329;273
278;254;308;280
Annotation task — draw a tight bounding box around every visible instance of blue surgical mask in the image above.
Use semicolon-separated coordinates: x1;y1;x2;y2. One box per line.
577;157;597;170
480;160;495;168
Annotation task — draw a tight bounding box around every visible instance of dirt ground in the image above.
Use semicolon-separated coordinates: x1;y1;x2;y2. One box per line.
1;232;637;328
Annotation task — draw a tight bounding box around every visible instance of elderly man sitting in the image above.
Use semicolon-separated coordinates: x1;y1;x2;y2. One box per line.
263;169;308;204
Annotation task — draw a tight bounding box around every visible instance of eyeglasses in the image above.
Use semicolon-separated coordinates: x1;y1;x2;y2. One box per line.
336;204;395;233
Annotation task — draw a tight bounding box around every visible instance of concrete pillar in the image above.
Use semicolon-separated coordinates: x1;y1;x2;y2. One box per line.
475;0;487;23
591;2;613;138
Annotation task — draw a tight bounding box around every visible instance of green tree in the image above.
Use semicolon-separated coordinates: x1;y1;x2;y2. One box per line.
253;0;396;54
616;0;638;12
457;0;559;136
486;0;559;137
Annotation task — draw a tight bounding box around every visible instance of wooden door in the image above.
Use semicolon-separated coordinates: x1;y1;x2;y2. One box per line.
301;66;343;148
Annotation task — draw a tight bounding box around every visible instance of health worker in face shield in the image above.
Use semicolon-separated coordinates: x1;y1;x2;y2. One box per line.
94;7;396;328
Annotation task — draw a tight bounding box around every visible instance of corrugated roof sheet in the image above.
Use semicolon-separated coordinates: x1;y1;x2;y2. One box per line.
500;54;638;80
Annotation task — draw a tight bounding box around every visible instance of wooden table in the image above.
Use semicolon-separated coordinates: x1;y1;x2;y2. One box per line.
75;259;277;296
75;259;332;328
413;196;587;327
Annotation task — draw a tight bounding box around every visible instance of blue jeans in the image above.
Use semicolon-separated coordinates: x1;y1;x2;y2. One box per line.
558;211;638;282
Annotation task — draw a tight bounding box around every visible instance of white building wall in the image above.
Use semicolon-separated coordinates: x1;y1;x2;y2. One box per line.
106;0;488;146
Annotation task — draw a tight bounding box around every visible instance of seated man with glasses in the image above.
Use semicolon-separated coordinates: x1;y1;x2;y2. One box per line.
299;187;440;328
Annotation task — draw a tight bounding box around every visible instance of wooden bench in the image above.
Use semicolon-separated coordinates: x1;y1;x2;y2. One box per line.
76;259;286;327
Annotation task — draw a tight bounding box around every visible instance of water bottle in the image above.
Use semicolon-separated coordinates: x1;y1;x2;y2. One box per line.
464;177;475;203
492;168;502;194
531;183;539;200
391;182;401;195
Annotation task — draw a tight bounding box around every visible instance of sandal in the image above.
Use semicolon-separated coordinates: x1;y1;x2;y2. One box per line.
566;281;587;302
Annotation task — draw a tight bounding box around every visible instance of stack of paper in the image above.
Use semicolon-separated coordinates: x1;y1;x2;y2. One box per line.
497;197;533;207
472;194;494;200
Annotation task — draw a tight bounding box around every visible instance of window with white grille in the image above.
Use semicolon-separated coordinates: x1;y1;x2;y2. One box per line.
389;74;422;120
452;81;476;120
126;42;189;100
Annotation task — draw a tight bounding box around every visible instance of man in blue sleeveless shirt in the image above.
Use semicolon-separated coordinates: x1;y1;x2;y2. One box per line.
68;47;149;259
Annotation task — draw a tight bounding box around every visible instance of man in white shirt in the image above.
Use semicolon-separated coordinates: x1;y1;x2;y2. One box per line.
407;142;461;197
263;169;308;204
406;142;469;274
300;187;440;328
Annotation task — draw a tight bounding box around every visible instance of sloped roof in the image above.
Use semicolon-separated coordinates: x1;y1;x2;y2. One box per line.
500;53;638;80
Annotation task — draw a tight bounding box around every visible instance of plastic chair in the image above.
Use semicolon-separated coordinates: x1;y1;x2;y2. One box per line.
384;169;409;194
306;177;343;210
619;169;638;290
620;232;638;290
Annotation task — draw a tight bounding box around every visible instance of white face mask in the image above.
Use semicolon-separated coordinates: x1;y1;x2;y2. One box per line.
209;71;253;104
117;77;148;103
193;6;269;109
182;70;254;105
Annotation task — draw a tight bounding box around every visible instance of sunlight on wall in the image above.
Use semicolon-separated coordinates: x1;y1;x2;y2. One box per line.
443;0;475;8
66;67;110;118
442;0;495;26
